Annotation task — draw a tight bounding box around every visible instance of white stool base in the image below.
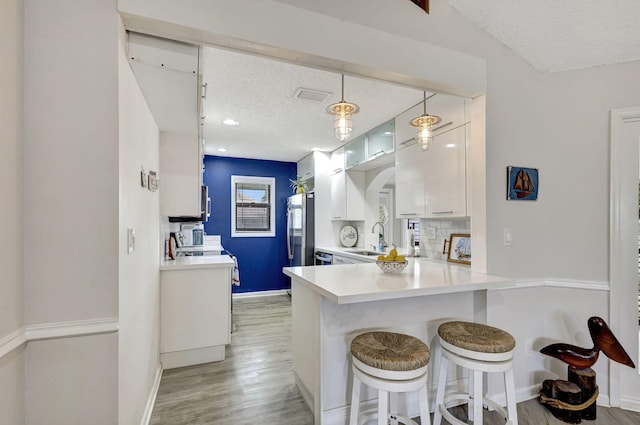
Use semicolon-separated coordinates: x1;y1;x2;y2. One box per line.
433;343;518;425
349;360;431;425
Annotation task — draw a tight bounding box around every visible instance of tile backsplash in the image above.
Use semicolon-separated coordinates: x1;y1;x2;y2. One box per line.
419;217;470;261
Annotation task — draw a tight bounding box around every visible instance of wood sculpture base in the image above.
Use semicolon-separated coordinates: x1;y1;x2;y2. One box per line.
539;367;597;423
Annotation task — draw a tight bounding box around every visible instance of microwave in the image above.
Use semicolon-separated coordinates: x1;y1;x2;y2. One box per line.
169;185;210;223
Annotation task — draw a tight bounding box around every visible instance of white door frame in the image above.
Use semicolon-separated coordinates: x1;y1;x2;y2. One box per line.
609;106;640;409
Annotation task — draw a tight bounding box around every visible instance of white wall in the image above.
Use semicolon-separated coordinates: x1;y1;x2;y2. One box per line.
118;19;161;425
0;0;25;423
23;1;119;423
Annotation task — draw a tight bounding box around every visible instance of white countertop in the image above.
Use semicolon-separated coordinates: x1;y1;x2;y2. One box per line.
283;259;514;304
161;255;235;271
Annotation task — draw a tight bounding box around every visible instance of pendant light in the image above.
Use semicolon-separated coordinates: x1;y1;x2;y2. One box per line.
410;92;441;151
326;74;359;142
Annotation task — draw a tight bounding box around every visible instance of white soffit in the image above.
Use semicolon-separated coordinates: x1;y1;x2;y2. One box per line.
445;0;640;72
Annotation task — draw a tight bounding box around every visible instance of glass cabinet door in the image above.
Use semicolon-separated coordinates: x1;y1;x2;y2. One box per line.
344;134;366;169
366;119;395;161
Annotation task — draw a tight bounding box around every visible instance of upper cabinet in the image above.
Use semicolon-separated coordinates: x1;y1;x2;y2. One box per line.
366;120;395;161
344;134;366;169
423;125;467;218
395;125;469;219
394;94;469;148
297;153;315;192
330;147;365;221
425;94;469;137
128;32;203;217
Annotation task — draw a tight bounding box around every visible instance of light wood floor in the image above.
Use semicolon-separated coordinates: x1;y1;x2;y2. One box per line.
150;295;640;425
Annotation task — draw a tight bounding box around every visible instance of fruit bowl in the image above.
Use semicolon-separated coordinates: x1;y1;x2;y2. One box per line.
376;260;408;274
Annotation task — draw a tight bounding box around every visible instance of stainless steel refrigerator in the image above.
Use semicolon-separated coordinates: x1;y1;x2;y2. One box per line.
286;192;315;266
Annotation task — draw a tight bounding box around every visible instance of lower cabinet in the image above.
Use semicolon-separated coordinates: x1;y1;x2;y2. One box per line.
160;265;231;369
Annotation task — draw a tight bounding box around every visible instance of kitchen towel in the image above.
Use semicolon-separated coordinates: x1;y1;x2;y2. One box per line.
231;255;240;286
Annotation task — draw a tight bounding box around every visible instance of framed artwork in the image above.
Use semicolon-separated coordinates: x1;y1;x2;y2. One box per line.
447;233;471;265
507;166;538;201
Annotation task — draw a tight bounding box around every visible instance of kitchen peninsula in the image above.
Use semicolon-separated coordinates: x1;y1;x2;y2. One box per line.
283;260;514;424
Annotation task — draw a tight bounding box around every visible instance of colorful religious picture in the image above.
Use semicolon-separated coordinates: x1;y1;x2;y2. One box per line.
507;166;539;201
447;233;471;265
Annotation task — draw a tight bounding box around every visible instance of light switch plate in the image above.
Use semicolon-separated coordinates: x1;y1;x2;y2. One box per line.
504;228;512;246
127;228;135;254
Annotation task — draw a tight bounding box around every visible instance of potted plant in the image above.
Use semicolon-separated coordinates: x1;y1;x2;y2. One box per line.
289;175;307;194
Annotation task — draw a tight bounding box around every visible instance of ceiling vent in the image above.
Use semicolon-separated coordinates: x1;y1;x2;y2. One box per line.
294;88;331;102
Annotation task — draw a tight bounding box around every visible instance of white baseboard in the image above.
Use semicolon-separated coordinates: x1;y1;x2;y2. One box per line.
621;396;640;412
293;368;314;412
233;289;289;299
140;365;163;425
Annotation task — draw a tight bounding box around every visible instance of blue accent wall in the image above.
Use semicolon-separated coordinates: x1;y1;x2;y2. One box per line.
203;155;297;293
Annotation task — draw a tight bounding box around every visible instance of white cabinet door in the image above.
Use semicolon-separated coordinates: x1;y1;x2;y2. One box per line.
331;169;365;221
297;153;314;182
160;267;231;354
395;103;422;148
424;125;467;217
330;147;345;175
425;93;469;136
332;254;364;264
160;132;202;216
395;142;427;219
331;170;346;220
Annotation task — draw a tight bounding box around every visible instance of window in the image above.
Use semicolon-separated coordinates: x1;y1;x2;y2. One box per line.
231;175;276;237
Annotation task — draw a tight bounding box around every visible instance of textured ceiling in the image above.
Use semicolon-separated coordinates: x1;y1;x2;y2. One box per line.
445;0;640;72
200;47;425;163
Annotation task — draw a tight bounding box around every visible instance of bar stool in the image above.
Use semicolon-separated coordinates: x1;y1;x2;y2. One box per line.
434;321;517;425
349;331;431;425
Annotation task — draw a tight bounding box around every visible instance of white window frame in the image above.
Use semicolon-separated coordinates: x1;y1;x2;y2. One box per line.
231;175;276;237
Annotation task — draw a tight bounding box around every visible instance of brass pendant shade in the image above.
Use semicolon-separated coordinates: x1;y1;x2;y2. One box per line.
326;75;359;142
410;92;441;151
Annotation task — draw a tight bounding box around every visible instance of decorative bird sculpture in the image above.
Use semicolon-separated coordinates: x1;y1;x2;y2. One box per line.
540;316;636;369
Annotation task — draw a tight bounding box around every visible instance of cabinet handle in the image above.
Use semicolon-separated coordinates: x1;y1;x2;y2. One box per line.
399;213;418;216
400;138;416;146
371;150;385;157
332;216;343;219
333;168;343;174
431;210;454;214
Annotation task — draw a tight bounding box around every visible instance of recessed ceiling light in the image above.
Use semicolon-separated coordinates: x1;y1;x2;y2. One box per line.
217;147;228;152
445;144;456;148
222;118;239;126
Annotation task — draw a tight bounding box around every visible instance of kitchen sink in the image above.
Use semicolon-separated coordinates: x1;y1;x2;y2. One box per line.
350;250;384;256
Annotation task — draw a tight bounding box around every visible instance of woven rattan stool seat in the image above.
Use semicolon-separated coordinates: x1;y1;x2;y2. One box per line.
438;321;515;354
350;331;430;372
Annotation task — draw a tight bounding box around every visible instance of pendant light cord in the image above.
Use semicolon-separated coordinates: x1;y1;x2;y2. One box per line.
341;74;345;102
423;91;427;115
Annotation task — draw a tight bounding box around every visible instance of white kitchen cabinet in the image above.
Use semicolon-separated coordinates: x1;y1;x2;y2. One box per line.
394;102;423;149
159;132;202;216
366;119;395;161
424;125;467;217
160;265;231;369
425;93;469;137
297;153;315;182
395;125;468;219
331;170;365;221
395;140;427;219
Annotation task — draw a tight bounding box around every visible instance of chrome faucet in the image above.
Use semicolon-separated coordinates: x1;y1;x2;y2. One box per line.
371;221;388;252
